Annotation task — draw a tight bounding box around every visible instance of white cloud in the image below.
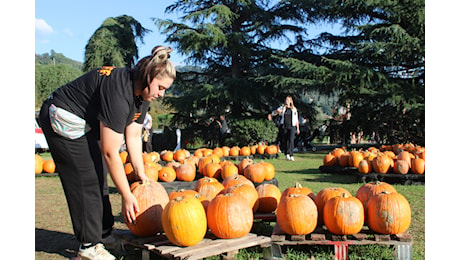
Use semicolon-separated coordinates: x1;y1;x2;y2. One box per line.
35;18;53;35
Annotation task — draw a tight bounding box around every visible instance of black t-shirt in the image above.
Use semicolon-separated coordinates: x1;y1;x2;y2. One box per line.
284;108;293;128
51;66;149;135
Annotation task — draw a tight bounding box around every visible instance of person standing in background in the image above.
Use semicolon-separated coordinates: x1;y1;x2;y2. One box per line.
271;96;300;161
142;108;153;153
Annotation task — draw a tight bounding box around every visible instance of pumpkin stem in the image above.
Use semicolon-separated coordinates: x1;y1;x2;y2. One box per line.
341;193;349;198
294;182;303;188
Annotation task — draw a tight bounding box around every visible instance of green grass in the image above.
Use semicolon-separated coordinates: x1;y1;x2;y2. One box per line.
35;151;424;259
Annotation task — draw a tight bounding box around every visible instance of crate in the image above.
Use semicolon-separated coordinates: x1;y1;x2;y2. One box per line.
113;230;272;260
269;224;412;260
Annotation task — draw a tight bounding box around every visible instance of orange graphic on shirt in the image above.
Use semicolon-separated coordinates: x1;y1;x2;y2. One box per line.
133;112;142;121
98;66;115;76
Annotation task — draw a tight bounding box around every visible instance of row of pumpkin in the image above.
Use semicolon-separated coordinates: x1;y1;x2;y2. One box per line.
322;143;425;174
128;177;411;248
122;147;276;183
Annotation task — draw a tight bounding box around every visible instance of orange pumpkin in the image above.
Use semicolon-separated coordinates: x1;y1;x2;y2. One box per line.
323;153;338;167
212;147;224;158
244;162;266;183
240;146;251;156
281;182;315;201
173;149;187;163
238;158;253;174
207;193;253;239
124;162;136;182
411;157;425;174
168;189;201;200
256;184;281;213
355;181;397;211
160;150;174;162
35;154;44;174
372;154;391;174
277;194;317;235
42;159;56;173
367;191;411;234
222;175;254;189
260;161;275;181
338;153;350;167
314;187;352;224
203;162;222;179
393;159;410;174
126;179;170;237
229;146;240;156
221;163;239;180
159;166;176;182
194;177;224;201
358;159;372;174
175;163;196;182
162;196;207;246
348;151;364;168
223;184;259;211
323;193;364;235
144;164;159;181
331;147;346;158
265;145;278;155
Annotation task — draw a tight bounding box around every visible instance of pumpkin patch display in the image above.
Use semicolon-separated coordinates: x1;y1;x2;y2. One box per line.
162;195;207;246
323;193;364;235
276;194;317;235
206;193;253;239
126;179;170;237
366;191;411;234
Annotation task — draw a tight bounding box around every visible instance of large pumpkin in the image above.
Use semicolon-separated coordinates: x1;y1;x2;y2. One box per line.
221;163;239;180
175;163;196;182
355;181;397;210
281;182;315;201
357;159;372;174
223;184;259;212
372;154;392;174
126;179;170;237
411;157;425;174
162;196;207;246
194;177;224;201
314;187;352;224
244;162;266;183
203;162;222;179
207;193;253;239
276;194;317;235
256;183;281;213
367;191;411;234
260;161;276;181
323;153;338;167
222;175;254;189
323;193;364;235
348;151;364;168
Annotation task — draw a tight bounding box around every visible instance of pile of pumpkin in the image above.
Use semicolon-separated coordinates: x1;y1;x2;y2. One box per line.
322;143;425;174
127;177;411;247
121;147;277;184
35;154;56;174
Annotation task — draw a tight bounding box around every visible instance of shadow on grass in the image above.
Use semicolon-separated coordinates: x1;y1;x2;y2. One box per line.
282;168;359;184
35;228;79;258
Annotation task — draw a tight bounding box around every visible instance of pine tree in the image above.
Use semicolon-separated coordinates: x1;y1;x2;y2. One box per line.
83;15;150;72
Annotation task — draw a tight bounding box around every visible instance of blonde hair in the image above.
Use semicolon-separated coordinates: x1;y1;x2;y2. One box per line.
133;46;176;90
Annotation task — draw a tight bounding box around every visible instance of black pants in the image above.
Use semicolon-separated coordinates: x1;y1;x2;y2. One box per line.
282;126;296;156
39;98;114;244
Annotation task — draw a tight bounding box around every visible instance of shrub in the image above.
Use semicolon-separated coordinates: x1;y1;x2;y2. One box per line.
227;118;278;146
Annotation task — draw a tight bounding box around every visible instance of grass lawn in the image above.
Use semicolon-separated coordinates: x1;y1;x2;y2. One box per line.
35;150;424;259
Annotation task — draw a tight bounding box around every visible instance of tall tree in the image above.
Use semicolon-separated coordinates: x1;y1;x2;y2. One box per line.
271;0;425;144
83;15;150;72
155;0;316;128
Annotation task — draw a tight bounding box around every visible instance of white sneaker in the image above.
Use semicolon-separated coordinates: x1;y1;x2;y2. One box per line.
78;243;115;260
290;156;295;161
286;154;291;160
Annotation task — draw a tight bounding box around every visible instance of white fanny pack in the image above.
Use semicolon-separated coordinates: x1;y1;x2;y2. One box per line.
49;104;91;139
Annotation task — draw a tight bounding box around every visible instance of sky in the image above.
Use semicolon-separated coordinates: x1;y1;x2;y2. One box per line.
34;0;344;66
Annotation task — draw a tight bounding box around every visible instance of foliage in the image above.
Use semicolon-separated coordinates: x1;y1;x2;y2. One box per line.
272;0;425;145
156;0;317;131
35;64;84;109
35;50;83;70
83;15;150;72
227;118;278;146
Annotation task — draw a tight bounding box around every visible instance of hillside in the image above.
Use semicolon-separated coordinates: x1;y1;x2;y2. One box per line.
35;50;83;70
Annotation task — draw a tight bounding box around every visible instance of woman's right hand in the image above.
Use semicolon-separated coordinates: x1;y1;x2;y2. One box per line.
122;192;139;224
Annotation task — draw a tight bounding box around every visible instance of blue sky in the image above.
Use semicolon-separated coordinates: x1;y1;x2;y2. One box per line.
35;0;342;66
